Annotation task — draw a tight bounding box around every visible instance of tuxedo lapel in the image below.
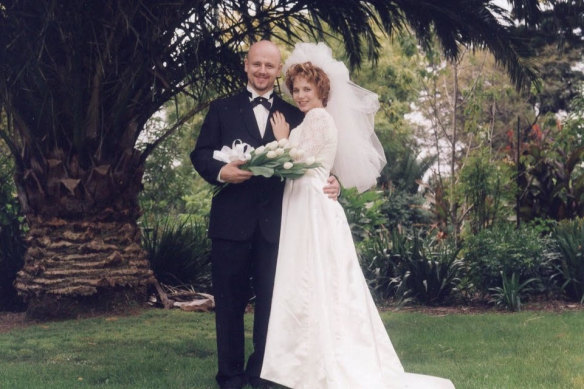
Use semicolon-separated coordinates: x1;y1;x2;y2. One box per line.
263;95;286;143
235;91;263;143
263;112;275;143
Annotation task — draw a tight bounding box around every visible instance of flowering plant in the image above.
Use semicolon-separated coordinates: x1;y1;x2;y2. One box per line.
213;139;320;181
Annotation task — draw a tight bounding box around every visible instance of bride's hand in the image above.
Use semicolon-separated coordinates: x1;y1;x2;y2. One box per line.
270;111;290;140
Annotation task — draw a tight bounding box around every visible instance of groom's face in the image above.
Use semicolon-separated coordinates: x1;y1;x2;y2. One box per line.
244;41;282;95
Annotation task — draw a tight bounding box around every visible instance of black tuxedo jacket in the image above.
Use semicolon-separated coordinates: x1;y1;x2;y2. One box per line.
191;89;304;243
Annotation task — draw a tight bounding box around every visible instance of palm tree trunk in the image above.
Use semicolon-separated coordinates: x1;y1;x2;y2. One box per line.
12;148;155;319
14;213;154;319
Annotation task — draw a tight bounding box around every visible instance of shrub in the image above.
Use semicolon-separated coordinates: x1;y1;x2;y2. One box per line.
458;151;516;234
464;224;554;297
0;147;26;311
381;188;432;231
391;231;463;306
489;272;537;311
359;228;462;306
553;218;584;303
357;229;398;302
339;188;386;241
0;222;25;311
141;215;211;291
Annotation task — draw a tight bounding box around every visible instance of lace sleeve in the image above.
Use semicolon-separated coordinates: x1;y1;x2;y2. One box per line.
296;108;337;162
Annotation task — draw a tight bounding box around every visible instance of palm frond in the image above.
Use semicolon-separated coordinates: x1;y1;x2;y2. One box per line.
0;0;540;187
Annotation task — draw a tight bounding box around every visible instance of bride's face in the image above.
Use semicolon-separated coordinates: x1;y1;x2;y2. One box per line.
292;77;323;113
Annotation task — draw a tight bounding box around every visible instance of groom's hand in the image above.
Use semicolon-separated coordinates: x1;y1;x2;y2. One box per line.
219;160;253;184
323;175;341;201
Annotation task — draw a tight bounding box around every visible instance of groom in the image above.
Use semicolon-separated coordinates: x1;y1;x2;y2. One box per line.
191;40;339;389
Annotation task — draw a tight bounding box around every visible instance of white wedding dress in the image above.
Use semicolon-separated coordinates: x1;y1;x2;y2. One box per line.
261;108;455;389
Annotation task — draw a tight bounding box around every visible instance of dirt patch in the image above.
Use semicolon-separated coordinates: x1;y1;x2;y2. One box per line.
0;304;147;334
0;312;29;333
382;299;584;315
1;300;582;334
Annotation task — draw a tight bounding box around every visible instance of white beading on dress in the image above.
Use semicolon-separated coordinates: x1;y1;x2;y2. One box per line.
261;108;455;389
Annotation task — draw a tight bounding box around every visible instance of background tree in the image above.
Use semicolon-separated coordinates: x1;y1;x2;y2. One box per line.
351;33;435;230
137;99;204;217
516;98;584;221
0;109;25;311
512;0;584;114
507;1;584;222
0;0;540;317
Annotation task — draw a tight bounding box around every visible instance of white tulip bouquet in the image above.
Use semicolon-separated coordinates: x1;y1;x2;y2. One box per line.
213;139;320;182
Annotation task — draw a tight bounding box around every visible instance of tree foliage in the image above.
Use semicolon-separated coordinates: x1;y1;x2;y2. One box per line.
512;0;584;114
0;110;25;311
0;0;544;310
516;111;584;221
0;0;539;218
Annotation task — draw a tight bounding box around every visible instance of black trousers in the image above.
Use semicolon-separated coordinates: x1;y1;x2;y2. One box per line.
211;228;279;387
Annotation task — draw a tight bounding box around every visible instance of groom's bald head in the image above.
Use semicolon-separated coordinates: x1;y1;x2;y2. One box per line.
248;40;281;58
244;40;283;95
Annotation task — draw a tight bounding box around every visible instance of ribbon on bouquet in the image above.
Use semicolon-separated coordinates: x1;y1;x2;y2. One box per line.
213;139;253;163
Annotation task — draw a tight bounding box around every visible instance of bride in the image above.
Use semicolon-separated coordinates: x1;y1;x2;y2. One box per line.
260;43;455;389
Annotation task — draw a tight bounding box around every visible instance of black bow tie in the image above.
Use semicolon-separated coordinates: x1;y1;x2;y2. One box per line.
249;93;273;110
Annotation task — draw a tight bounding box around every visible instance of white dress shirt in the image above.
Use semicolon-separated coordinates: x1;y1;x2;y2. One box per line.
217;86;274;183
247;85;274;138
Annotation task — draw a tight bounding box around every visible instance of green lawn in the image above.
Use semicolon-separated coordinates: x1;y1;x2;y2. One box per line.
0;308;583;388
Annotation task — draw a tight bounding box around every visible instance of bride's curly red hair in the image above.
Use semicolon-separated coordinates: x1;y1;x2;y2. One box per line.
285;62;330;107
